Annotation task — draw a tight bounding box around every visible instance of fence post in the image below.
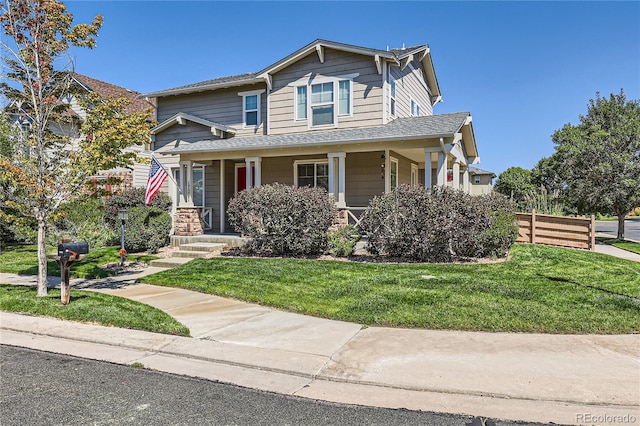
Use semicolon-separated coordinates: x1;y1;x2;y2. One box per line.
530;209;536;244
590;215;596;251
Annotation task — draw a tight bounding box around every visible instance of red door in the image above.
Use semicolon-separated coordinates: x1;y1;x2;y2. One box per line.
236;166;255;193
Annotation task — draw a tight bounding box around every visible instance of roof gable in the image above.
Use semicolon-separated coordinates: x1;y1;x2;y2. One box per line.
72;73;153;116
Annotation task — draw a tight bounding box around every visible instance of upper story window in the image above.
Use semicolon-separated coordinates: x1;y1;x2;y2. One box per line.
410;98;421;117
311;82;334;126
244;94;259;127
294;77;353;127
389;77;396;117
238;89;264;128
296;86;307;120
474;176;481;184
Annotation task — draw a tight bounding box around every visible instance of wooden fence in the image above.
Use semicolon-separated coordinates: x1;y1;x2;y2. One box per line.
515;210;596;251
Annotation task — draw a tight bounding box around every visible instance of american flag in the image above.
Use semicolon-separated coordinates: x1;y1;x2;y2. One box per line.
145;156;169;206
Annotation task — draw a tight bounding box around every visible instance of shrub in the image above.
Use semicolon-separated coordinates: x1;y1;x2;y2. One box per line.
48;198;118;248
227;183;337;256
104;187;172;230
360;185;517;262
328;225;361;257
124;207;171;253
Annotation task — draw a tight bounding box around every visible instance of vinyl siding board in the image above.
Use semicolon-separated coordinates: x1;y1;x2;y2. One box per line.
390;59;433;119
345;152;385;207
157;84;267;138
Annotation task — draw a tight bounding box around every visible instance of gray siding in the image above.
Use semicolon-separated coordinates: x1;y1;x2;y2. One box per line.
345;151;385;207
156;83;267;139
389;58;433;119
269;48;384;135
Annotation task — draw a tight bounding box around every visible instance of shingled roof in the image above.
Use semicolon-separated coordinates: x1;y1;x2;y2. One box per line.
163;112;471;155
144;39;438;99
72;73;154;117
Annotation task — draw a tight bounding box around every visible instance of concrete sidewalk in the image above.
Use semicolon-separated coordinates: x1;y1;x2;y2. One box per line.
1;269;639;425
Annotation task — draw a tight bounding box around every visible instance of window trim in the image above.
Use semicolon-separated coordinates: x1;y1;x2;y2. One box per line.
292;74;356;127
389;76;396;118
410;98;421;117
293;159;329;189
295;85;307;121
390;156;399;190
411;163;419;187
310;81;335;128
238;89;265;128
474;176;481;184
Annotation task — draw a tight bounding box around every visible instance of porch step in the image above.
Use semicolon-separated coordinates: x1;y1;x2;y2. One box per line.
174;250;213;259
170;235;249;248
179;243;225;253
149;257;194;268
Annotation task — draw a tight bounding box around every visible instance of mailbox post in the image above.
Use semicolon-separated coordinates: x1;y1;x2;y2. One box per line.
55;242;89;305
118;209;128;266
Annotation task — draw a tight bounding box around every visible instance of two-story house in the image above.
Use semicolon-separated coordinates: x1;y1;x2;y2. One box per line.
144;39;483;236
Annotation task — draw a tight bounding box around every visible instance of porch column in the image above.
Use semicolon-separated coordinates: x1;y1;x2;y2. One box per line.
328;152;346;207
424;152;432;189
219;160;225;233
452;160;460;190
463;168;470;193
244;157;262;189
179;160;194;207
436;152;447;187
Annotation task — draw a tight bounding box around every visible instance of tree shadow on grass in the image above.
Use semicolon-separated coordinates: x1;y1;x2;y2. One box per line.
538;273;640;301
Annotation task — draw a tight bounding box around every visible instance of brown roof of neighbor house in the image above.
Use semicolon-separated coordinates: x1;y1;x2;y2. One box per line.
72;73;154;117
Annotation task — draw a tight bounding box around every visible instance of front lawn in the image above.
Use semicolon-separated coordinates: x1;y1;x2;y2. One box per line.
0;285;190;336
597;237;640;255
0;245;158;279
139;244;640;334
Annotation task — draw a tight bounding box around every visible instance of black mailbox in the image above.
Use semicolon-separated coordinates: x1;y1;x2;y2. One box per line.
57;242;89;258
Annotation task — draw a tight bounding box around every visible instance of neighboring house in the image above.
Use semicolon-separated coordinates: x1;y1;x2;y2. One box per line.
468;166;496;195
5;73;155;193
144;39;485;236
67;74;155;191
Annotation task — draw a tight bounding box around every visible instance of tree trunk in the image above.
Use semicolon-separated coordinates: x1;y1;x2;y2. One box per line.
617;213;626;241
37;215;48;297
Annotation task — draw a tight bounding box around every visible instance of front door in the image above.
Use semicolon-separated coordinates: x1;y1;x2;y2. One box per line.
235;165;255;193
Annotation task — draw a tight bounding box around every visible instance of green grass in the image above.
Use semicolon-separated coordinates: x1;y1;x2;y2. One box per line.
0;245;158;279
139;244;640;334
0;285;190;336
597;237;640;255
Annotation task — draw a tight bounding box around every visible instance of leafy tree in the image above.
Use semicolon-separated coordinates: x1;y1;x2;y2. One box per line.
1;1;151;296
493;167;535;209
550;90;640;239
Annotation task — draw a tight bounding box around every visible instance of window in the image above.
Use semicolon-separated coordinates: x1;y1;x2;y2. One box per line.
411;164;419;187
338;80;350;115
174;166;205;207
389;77;396;117
390;157;398;190
296;161;328;190
243;94;259;127
311;82;334;126
296;86;307;120
410;99;421;117
474;176;481;184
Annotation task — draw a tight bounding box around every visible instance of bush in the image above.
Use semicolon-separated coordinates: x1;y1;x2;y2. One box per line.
104;188;172;230
328;225;361;257
48;198;118;249
124;207;171;253
359;185;517;262
227;183;337;256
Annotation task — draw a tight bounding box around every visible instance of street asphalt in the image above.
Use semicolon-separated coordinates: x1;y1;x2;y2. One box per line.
1;244;639;425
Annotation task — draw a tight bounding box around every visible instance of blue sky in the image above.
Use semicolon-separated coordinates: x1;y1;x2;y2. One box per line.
62;1;639;176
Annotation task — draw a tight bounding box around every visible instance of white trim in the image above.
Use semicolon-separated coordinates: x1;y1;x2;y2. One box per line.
390;156;399;191
219;160;225;232
309;81;337;129
411;163;419;187
408;62;431;94
410;97;421;117
389;73;396;119
237;89;266;96
382;62;388;124
338;79;352;117
293;159;329;189
294;85;307;121
241;92;261;128
151;112;236;136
